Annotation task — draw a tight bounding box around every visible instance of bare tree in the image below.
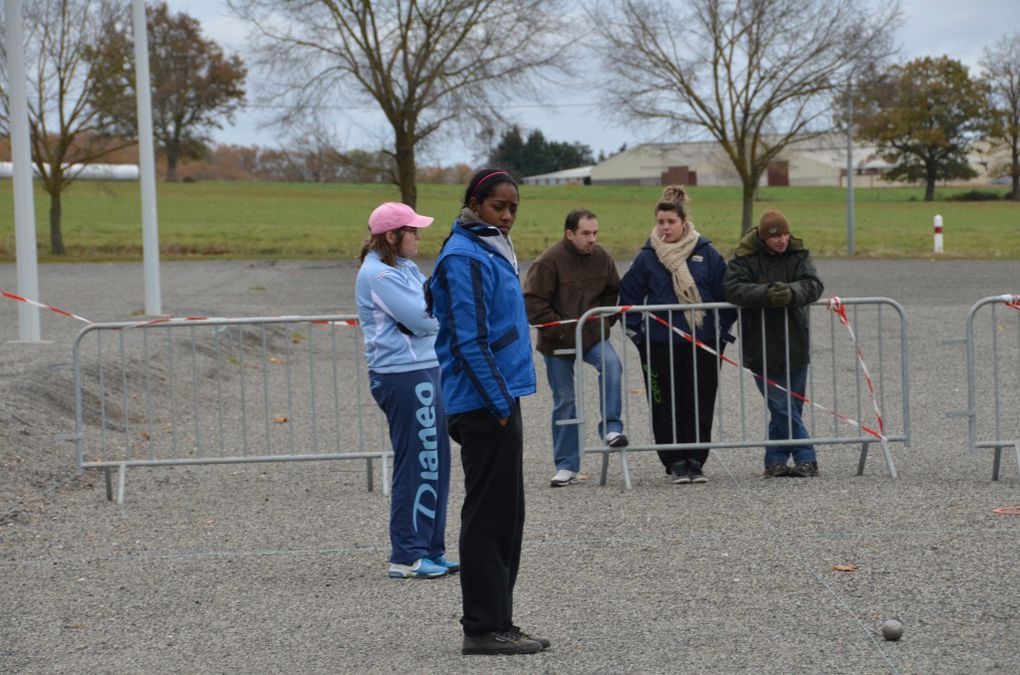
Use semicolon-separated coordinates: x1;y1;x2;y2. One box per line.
281;121;392;183
592;0;899;235
0;0;130;255
228;0;573;207
981;33;1020;201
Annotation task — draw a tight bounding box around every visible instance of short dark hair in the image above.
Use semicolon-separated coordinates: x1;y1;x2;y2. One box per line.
564;208;596;231
463;168;518;208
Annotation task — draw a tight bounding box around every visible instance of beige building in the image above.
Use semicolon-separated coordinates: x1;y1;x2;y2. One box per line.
589;133;1006;188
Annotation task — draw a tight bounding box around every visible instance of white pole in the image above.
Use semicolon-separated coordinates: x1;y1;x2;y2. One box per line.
846;74;856;257
934;214;943;254
132;0;161;316
4;0;41;342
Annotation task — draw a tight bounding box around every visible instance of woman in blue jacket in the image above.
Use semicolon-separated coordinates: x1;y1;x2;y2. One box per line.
618;186;735;484
355;202;457;580
427;169;548;656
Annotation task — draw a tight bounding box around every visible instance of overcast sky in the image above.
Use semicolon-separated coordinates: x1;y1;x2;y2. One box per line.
164;0;1020;167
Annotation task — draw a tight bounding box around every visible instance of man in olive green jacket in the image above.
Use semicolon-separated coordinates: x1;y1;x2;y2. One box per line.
724;208;824;478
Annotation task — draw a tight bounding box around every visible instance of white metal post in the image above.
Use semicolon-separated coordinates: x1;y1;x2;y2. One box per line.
933;214;944;254
132;0;162;316
846;74;856;257
4;0;41;342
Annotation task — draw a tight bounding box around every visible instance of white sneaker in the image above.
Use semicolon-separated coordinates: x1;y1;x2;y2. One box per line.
549;469;577;487
606;431;629;448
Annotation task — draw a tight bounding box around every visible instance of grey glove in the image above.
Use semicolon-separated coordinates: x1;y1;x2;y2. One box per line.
766;281;793;307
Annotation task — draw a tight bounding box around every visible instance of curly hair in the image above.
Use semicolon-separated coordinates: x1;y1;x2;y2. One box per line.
656;184;690;219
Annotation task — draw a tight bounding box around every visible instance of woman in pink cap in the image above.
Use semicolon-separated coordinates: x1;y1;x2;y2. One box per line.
355;202;457;579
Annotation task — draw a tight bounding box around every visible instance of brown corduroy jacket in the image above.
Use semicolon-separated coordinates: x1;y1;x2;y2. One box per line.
523;239;620;358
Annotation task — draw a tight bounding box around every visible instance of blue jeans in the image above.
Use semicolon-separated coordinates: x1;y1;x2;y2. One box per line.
543;340;623;473
754;366;817;466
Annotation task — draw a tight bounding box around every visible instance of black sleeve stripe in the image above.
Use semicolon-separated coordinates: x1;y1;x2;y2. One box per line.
468;259;513;410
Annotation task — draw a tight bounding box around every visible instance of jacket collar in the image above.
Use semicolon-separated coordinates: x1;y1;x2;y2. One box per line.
453;219;519;273
734;227;806;257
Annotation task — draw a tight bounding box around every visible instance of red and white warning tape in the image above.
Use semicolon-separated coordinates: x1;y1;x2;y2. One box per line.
1;290;92;324
123;315;221;328
122;316;359;329
639;305;888;442
1;290;361;329
530;302;891;440
827;297;887;440
530;306;633;330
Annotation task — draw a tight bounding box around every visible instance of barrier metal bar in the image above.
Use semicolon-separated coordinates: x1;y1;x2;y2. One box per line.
71;315;390;503
572;298;909;488
946;294;1020;480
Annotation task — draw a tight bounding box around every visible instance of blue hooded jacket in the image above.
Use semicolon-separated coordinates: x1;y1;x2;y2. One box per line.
428;221;536;418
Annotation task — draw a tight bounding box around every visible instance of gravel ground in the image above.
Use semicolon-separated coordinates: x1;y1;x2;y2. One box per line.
1;258;1019;674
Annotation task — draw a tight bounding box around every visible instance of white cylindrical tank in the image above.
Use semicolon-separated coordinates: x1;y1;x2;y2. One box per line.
0;161;139;180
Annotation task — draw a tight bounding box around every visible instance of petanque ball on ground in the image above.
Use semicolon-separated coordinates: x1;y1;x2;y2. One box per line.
881;619;904;641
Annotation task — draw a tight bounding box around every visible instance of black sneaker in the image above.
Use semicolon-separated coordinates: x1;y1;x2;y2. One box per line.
462;630;544;655
765;463;791;478
671;461;690;484
687;460;708;484
790;462;819;477
508;625;551;650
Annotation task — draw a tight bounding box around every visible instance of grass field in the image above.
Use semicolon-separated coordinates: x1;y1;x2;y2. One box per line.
1;179;1018;262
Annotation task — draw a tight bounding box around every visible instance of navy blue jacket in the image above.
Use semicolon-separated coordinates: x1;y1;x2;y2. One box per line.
428;222;536;418
619;236;736;346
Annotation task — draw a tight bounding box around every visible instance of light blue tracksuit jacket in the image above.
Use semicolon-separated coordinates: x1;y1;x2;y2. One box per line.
355;250;438;373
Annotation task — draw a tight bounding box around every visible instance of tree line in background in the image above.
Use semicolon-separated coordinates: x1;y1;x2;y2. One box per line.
2;0;1020;255
0;131;476;184
162;140;476;185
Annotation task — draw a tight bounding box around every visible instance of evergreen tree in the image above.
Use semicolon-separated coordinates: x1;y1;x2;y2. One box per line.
488;125;593;177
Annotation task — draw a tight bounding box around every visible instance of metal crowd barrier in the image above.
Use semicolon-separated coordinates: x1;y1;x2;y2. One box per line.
946;294;1020;480
568;298;910;488
70;315;389;503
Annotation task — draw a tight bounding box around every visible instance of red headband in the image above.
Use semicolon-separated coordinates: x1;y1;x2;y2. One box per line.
470;171;512;201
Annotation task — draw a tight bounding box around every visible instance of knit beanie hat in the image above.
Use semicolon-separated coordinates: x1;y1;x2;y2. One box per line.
759;208;790;237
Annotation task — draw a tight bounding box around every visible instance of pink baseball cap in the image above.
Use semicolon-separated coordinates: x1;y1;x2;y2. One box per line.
368;202;434;235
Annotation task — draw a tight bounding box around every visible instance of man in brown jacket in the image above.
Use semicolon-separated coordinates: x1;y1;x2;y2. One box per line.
523;208;627;487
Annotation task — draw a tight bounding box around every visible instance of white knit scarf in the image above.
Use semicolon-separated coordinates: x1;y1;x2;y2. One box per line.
650;222;704;327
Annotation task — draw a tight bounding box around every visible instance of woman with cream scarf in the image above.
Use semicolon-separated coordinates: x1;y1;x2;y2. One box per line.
619;186;735;484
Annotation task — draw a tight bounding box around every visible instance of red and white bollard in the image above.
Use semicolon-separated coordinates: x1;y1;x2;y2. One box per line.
933;214;943;254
